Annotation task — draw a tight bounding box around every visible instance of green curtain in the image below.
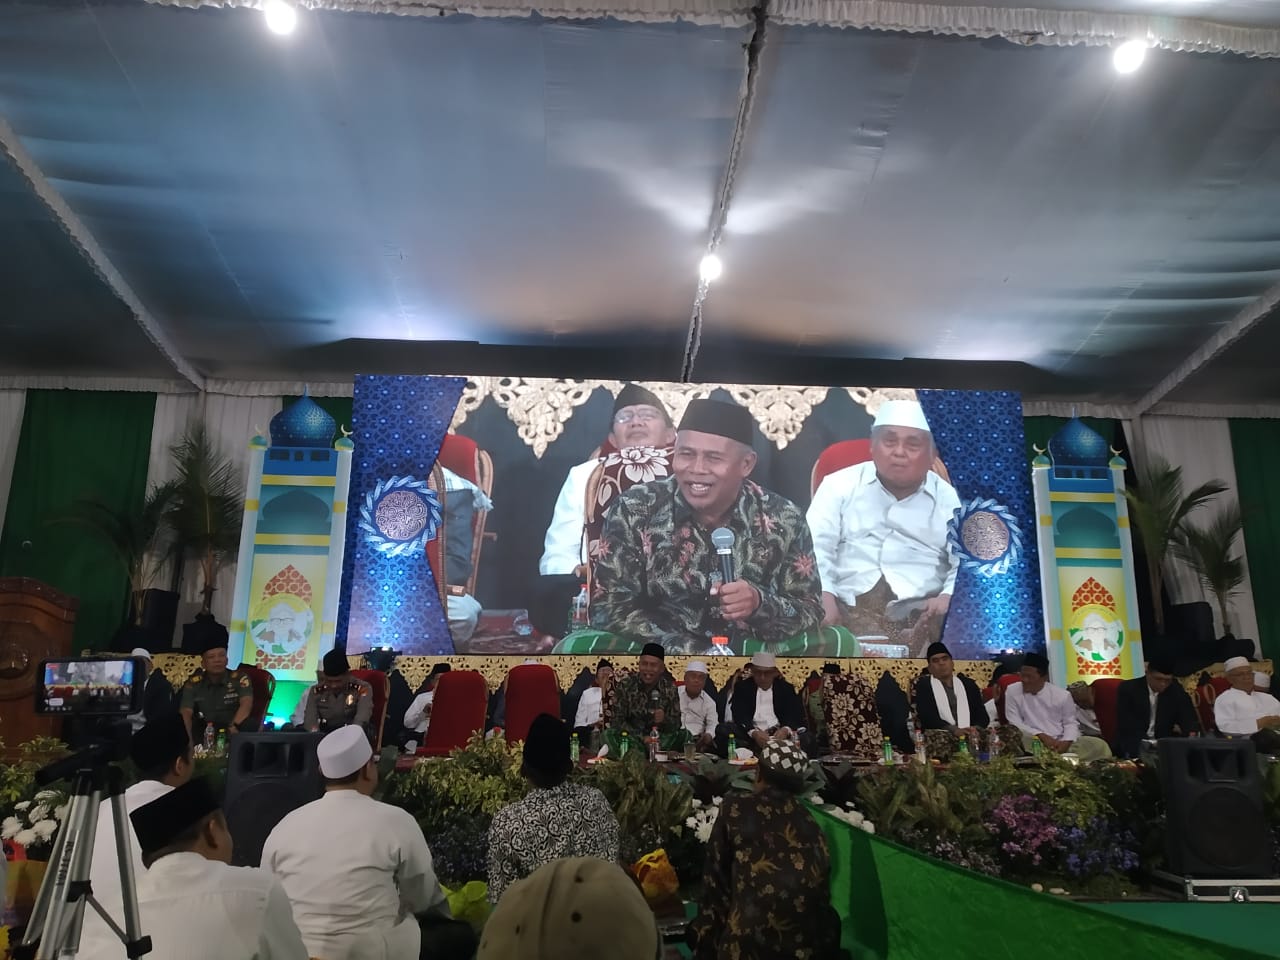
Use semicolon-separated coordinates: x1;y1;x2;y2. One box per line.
1229;419;1280;663
1023;415;1122;469
283;394;353;439
813;806;1274;960
0;390;156;650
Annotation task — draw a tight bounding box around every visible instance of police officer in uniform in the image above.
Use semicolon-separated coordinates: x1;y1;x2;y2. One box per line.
305;649;373;735
179;635;254;740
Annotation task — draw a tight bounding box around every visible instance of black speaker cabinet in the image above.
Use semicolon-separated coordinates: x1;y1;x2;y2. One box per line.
1158;738;1273;878
223;732;325;867
138;589;180;652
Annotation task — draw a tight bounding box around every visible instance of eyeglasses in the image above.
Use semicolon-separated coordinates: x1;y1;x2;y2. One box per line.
613;409;662;425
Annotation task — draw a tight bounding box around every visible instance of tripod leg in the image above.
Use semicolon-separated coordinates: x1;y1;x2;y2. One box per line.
107;768;147;954
20;786;100;960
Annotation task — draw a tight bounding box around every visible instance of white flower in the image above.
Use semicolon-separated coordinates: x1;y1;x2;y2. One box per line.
34;790;60;803
33;820;58;839
29;803;50;824
14;801;31;812
686;817;698;829
860;822;875;834
54;803;69;822
1;816;20;839
14;828;38;847
712;796;722;806
695;824;714;843
691;799;703;809
810;794;826;807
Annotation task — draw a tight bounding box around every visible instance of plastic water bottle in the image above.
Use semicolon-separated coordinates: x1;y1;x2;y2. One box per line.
620;731;630;759
215;728;228;756
203;722;215;752
727;732;736;758
881;736;894;765
912;725;927;764
988;726;1002;759
704;634;734;657
957;733;970;758
647;726;659;762
1031;734;1044;758
567;584;590;633
570;732;580;763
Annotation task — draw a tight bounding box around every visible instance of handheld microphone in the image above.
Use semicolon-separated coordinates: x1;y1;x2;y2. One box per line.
711;527;736;585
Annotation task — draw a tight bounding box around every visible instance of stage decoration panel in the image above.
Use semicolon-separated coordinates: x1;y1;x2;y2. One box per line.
333;377;1044;662
1032;418;1144;683
227;393;353;679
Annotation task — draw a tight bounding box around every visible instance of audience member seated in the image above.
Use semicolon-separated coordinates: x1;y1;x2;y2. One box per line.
688;740;847;960
478;857;661;960
679;660;719;752
806;399;961;656
717;652;806;757
578;398;829;656
1068;681;1102;738
1113;657;1200;758
914;641;1007;760
1005;653;1111;761
1214;657;1280;753
127;646;176;733
179;633;254;740
403;663;451;751
805;663;841;753
79;777;308;959
263;726;476;960
605;643;687;753
305;648;373;735
533;383;676;637
82;715;193;957
486;714;620;904
570;658;614;751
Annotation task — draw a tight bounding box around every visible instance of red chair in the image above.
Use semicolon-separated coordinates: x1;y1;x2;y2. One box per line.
235;663;276;730
436;434;495;598
419;670;488;756
995;674;1021;723
504;664;562;744
1195;676;1231;734
1090;677;1123;746
351;669;390;750
811;438;951;497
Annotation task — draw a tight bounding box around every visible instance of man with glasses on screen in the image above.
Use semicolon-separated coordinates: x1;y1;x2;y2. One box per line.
806;399;961;656
531;383;676;637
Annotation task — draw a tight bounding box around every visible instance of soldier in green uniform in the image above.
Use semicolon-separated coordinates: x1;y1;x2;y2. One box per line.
179;635;254;740
304;648;374;736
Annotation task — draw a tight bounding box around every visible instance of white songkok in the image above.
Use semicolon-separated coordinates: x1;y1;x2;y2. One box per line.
872;399;931;433
130;647;152;662
1254;672;1271;691
685;661;709;676
751;652;777;669
1224;656;1251;672
317;725;372;779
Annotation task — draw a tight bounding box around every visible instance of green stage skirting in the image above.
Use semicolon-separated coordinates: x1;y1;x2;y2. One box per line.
812;806;1278;960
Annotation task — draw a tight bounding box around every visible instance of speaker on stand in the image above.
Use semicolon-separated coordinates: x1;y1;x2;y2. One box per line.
222;732;325;867
1157;738;1274;886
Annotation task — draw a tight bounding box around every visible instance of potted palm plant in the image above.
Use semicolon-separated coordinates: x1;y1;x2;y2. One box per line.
164;423;243;617
1122;455;1225;636
1172;501;1246;636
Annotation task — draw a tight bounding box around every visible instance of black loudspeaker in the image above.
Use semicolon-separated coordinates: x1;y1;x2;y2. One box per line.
1158;738;1274;878
223;732;325;867
138;589;180;652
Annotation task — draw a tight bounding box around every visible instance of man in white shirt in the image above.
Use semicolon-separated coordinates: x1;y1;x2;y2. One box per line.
1005;653;1111;761
80;714;193;958
571;659;613;746
720;652;806;756
1214;657;1280;751
80;776;309;960
806;399;961;655
262;726;476;960
531;384;675;637
679;660;718;751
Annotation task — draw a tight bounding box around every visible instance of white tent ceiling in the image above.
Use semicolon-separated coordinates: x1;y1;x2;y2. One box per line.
1;0;1279;413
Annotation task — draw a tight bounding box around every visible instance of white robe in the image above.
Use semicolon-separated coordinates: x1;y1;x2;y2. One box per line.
262;790;447;960
539;458;599;576
1214;687;1280;736
79;852;307;960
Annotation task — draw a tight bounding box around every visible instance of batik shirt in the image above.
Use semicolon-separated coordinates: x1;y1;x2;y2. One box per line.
610;672;683;739
486;782;619;903
689;788;844;960
591;476;823;652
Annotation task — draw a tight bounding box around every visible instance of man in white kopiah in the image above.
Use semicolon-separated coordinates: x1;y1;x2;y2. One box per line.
531;383;676;636
679;660;719;751
1214;657;1280;744
1004;652;1112;761
262;726;477;960
806;399;961;655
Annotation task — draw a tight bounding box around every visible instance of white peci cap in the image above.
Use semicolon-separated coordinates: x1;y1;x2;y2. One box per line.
317;725;372;779
1224;656;1251;672
751;652;777;669
130;647;153;661
685;661;709;675
872;399;931;433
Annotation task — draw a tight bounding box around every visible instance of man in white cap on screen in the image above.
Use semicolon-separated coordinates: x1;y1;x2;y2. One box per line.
1214;658;1280;750
806;398;961;655
261;726;477;960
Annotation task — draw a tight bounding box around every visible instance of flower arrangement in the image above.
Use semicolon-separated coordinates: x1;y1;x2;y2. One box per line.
684;796;722;843
810;795;876;834
1;789;69;860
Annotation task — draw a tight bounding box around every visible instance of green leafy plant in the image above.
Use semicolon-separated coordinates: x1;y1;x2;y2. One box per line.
1123;455;1225;635
164;423;244;614
0;737;72;817
577;751;694;862
1173;501;1247;635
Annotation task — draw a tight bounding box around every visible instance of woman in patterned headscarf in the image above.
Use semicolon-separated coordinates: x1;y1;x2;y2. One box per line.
688;740;847;960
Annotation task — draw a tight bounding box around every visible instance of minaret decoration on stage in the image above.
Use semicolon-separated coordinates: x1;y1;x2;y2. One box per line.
227;392;354;680
1032;418;1144;683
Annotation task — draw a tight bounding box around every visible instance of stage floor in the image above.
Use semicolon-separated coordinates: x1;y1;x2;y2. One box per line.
1087;901;1280;957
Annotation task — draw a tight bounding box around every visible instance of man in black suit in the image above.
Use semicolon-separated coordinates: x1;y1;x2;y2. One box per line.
130;647;176;732
718;652;806;756
914;641;1007;760
1113;657;1200;758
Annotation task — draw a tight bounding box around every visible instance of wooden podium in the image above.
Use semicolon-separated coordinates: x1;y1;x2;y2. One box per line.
0;577;77;758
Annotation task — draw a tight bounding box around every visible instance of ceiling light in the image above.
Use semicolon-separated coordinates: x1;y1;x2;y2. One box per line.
699;253;723;284
1112;40;1147;74
264;0;298;36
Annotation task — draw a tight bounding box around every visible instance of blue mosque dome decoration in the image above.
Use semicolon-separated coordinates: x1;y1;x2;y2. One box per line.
270;390;337;449
1049;417;1111;480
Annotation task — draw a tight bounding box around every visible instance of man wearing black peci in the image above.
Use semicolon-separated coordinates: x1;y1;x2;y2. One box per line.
1113;657;1200;758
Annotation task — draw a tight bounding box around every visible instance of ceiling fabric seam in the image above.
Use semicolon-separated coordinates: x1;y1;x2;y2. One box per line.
0;117;205;390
